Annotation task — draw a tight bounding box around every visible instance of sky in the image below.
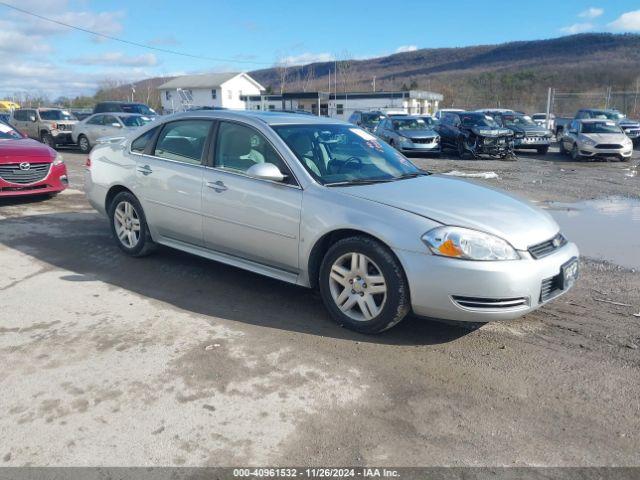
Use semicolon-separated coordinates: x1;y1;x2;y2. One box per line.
2;0;640;99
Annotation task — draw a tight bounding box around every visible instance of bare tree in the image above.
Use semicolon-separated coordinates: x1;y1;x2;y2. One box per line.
336;50;356;94
274;54;291;95
302;65;315;92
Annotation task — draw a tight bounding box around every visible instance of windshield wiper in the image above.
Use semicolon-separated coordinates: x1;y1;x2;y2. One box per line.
325;178;397;187
396;171;430;180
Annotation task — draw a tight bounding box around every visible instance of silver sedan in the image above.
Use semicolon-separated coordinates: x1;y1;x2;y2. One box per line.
84;111;579;334
72;113;153;153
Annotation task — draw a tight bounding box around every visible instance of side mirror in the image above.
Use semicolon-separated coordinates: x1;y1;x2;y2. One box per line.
246;162;286;182
111;123;122;128
29;115;36;122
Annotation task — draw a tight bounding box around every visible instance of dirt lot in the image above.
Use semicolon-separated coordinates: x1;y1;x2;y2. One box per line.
1;145;639;467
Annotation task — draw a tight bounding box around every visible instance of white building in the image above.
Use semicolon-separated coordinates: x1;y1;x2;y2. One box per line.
242;90;443;120
158;72;265;113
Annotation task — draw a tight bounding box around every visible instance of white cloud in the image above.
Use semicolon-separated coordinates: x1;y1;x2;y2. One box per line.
608;10;640;31
579;7;604;19
282;52;335;65
68;52;159;67
396;45;418;53
560;22;594;34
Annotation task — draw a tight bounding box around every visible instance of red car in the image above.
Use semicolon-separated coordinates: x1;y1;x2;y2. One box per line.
0;121;68;197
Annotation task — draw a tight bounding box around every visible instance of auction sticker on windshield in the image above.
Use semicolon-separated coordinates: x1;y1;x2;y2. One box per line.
350;128;377;141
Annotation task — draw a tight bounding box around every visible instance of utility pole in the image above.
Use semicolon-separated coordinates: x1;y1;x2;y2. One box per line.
545;87;552;130
372;76;376;92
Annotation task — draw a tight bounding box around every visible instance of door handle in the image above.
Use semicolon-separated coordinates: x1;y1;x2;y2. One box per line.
206;180;228;192
137;165;153;175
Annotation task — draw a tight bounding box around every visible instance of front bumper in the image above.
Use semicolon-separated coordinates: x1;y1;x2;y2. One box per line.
0;163;68;197
51;131;74;144
514;136;551;149
400;142;441;153
578;144;633;159
396;242;579;322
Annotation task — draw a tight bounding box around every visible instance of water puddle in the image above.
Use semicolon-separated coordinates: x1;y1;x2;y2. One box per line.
542;197;640;269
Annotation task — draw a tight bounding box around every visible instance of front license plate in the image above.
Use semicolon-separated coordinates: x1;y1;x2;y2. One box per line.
561;257;579;289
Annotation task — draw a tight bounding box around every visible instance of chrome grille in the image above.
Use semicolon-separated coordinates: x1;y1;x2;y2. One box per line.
528;233;567;259
452;295;529;310
411;137;434;144
57;124;74;131
0;163;50;184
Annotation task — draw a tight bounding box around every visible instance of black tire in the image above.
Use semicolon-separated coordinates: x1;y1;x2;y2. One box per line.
78;134;91;153
318;236;411;334
537;146;549;155
570;143;581;161
456;137;466;158
41;132;54;148
558;140;567;155
108;191;156;257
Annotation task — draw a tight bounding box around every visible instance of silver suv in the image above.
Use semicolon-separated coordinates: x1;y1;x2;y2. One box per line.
85;111;578;334
10;108;78;148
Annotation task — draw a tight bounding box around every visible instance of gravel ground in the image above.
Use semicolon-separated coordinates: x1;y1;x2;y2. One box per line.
0;144;639;467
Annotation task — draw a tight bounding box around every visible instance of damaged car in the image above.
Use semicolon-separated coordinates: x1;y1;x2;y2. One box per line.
436;111;515;159
480;110;552;154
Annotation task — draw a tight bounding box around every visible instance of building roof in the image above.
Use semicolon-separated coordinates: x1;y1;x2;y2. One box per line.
158;72;241;90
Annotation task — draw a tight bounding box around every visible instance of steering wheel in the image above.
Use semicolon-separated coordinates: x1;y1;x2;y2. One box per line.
338;156;362;173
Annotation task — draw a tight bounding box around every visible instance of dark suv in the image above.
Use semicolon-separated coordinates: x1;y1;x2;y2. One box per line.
436;111;515;159
93;102;157;117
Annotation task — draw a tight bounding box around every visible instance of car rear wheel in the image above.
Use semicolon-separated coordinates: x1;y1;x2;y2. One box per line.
319;236;410;334
108;192;156;257
78;135;91;153
40;132;54;148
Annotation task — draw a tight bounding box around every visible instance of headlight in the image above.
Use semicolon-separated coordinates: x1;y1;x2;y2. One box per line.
53;153;64;166
422;226;519;261
399;136;412;145
580;136;597;147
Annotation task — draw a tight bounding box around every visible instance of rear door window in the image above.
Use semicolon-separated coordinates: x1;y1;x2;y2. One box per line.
131;126;159;154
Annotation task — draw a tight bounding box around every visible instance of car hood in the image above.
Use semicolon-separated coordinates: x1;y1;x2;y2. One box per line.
0;138;55;160
618;119;640;128
509;124;549;135
401;129;438;138
335;175;559;250
581;133;628;143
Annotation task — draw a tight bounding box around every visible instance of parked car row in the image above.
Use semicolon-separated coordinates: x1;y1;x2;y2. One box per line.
6;101;157;151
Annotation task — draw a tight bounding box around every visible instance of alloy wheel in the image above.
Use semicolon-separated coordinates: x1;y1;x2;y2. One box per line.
328;252;387;321
113;201;141;248
79;136;90;152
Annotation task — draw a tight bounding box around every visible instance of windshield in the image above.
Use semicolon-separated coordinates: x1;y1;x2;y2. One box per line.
392;118;428;131
0;121;22;139
502;114;536;127
582;122;623;134
39;110;76;121
361;113;385;127
121;104;155;115
418;117;435;126
460;114;498;128
274;124;422;185
120;115;153;127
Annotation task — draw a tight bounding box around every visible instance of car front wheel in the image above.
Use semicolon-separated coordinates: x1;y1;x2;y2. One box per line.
319;236;410;334
571;144;582;161
41;132;54;148
108;191;156;257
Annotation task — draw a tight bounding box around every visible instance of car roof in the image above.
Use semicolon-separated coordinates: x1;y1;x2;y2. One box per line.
93;112;147;117
166;110;348;126
578;118;619;123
